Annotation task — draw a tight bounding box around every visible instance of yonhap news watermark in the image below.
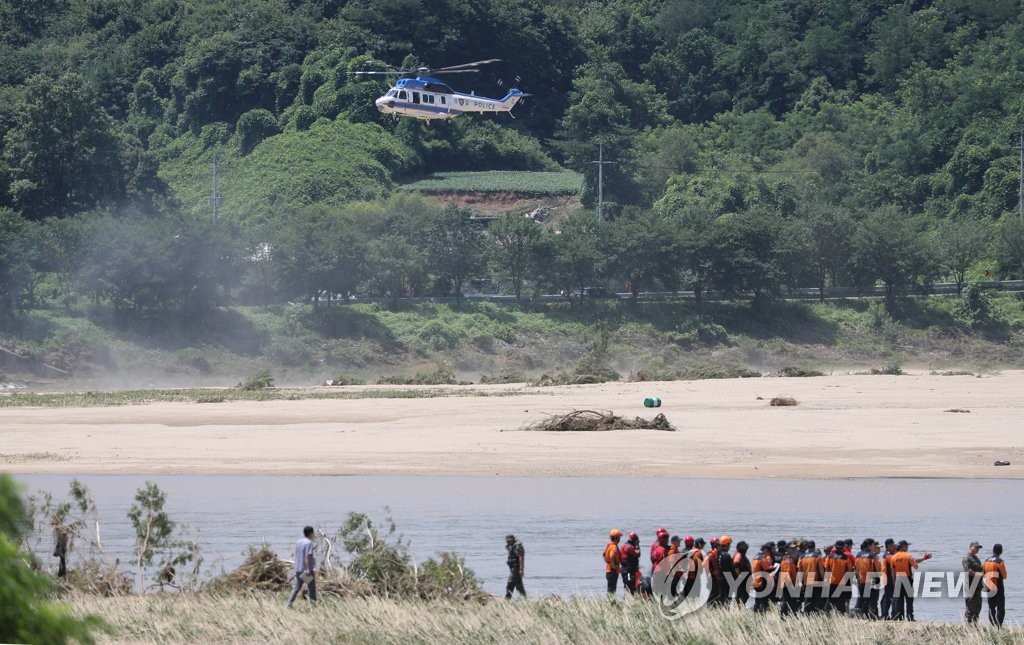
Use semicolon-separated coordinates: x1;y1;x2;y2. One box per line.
652;566;997;620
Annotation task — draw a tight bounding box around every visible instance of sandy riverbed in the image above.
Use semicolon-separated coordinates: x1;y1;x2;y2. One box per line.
2;371;1022;478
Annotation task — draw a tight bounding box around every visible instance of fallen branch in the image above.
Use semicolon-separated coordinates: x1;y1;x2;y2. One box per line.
512;410;675;432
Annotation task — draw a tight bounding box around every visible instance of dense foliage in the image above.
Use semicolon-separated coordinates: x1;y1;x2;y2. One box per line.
0;474;100;644
2;0;1024;326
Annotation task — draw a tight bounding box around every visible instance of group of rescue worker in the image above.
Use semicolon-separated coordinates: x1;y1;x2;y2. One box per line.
603;529;1008;626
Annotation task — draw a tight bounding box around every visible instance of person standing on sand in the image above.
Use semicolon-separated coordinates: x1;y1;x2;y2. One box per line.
505;534;526;599
983;543;1008;626
604;529;622;596
287;526;317;607
962;540;984;624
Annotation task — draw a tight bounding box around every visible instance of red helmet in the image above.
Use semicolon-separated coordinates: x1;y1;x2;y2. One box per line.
710;537;719;546
684;535;694;547
656;528;669;539
628;532;639;541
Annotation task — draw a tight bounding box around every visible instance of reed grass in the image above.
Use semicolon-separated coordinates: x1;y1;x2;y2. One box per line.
65;594;1018;645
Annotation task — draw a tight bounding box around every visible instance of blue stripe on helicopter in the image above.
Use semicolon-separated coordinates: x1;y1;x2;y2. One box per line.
390;102;465;115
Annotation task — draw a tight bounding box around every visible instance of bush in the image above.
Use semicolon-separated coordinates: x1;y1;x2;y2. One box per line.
236;109;281;155
1;475;103;643
236;368;273;390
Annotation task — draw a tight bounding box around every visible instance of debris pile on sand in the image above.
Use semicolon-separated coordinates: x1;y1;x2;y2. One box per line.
770;397;798;406
516;410;675;432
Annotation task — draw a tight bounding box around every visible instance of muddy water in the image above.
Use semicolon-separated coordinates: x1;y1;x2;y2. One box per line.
12;474;1021;625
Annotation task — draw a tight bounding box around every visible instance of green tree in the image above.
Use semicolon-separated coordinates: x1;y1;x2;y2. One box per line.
488;213;542;302
995;214;1024;279
0;207;33;316
236;108;280;154
271;205;364;309
0;474;101;644
127;481;198;592
934;215;991;294
601;209;678;301
799;204;857;299
3;74;124;219
704;210;783;307
851;206;937;312
425;206;485;297
544;211;605;298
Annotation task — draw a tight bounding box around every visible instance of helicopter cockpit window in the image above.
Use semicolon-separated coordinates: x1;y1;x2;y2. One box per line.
398;90;407;100
388;90;398;97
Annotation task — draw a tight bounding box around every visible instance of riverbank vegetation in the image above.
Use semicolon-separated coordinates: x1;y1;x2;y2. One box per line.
64;594;1019;645
3;293;1024;391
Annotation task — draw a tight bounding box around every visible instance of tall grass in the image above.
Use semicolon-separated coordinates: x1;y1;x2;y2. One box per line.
65;594;1018;644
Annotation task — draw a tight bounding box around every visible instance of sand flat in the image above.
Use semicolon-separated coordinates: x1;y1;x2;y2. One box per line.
1;371;1021;478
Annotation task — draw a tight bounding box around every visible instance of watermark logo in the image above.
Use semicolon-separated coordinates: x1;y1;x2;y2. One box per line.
650;554;712;619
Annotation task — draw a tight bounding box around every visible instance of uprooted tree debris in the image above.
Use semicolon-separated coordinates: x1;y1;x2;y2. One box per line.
513;410;676;432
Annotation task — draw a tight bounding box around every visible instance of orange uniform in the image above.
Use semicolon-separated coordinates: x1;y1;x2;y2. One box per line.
889;551;917;577
798;552;823;584
604;541;621;574
751;554;774;591
855;552;880;585
825;553;853;586
778;554;798;589
982;558;1008;592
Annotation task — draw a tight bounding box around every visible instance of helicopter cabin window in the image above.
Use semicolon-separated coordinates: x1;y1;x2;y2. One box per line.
412;91;420;104
425;94;435;104
398;90;407;100
440;96;446;105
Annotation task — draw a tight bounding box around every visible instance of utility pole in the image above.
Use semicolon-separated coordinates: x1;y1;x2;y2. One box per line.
1018;131;1023;222
209;151;223;224
590;143;617;221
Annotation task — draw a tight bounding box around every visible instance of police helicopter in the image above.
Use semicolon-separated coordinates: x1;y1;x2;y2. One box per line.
349;59;530;124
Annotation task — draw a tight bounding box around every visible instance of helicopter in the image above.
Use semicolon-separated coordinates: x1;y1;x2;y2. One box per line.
349;59;530;124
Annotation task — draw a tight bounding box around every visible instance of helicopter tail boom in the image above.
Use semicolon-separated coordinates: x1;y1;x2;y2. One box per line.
497;88;531;112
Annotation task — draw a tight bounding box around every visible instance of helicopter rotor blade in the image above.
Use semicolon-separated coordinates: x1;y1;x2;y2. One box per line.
430;59;502;73
347;70;408;76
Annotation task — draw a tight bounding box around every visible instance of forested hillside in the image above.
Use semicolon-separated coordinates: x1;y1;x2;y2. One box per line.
3;0;1024;380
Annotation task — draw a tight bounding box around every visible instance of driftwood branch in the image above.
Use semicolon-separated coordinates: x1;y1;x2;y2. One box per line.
512;410;675;432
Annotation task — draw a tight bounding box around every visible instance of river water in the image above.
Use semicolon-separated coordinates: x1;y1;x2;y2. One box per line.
11;474;1021;625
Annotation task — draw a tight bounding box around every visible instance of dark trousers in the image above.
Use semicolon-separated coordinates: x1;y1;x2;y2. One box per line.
988;589;1005;626
829;586;850;614
965;588;982;624
891;576;914;620
287;574;317;606
735;583;750;608
752;587;770;613
780;586;800;618
622;569;637;595
856;584;879;619
708;576;723;605
506;571;526;599
802;583;825;613
606;571;619;595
